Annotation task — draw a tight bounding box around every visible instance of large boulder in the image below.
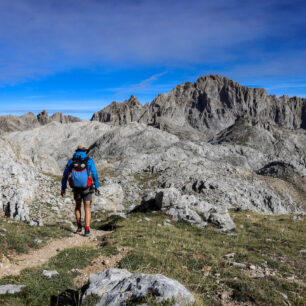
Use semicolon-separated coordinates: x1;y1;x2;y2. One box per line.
83;268;195;305
92;180;125;212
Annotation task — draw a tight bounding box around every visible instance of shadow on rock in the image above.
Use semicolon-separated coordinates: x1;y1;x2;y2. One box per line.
95;216;123;231
50;284;88;306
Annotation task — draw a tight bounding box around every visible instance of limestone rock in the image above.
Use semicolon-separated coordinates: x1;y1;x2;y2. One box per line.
0;284;26;295
37;110;81;125
0;112;39;132
37;110;51;125
132;187;235;231
91;95;149;126
92;180;125;212
42;270;59;278
83;268;195;305
91;75;306;139
0;110;81;133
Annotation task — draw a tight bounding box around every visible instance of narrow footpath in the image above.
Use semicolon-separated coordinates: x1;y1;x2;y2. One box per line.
0;229;106;278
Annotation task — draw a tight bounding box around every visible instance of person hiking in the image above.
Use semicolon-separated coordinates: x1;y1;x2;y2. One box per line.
61;144;99;236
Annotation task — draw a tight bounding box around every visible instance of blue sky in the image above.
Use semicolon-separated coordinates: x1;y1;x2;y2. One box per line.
0;0;306;119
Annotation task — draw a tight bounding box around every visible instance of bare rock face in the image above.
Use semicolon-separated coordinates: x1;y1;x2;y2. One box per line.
130;187;235;231
37;110;81;125
0;112;39;132
91;95;149;126
37;110;51;125
83;268;195;305
0;110;82;133
148;75;306;138
91;75;306;140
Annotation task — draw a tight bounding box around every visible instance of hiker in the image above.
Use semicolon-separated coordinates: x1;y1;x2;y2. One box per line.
61;144;99;236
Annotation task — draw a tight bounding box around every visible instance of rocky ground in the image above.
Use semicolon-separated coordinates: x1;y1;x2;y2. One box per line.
1;119;304;230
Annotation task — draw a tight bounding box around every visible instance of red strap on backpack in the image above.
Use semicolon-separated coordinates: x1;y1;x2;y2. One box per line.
87;177;93;188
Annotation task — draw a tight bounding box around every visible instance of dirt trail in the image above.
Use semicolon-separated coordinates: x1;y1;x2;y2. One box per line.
0;229;106;278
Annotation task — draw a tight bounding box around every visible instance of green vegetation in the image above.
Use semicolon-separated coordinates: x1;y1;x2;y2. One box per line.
0;247;101;306
0;212;305;305
92;211;306;305
133;171;160;190
0;217;71;256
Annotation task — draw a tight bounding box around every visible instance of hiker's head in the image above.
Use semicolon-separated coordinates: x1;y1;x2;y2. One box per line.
76;144;88;153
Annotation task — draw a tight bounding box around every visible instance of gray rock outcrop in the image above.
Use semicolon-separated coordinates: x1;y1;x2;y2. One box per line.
0;284;26;295
83;268;195;305
42;270;59;278
131;187;235;231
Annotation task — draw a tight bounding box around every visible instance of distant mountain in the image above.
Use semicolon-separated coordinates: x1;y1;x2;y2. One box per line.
0;112;39;133
91;75;306;139
91;95;150;126
37;110;81;125
0;110;81;133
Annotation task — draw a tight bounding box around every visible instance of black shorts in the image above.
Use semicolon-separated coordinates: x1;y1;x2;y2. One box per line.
73;187;93;202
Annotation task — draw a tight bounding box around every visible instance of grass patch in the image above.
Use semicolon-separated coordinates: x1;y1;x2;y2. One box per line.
92;211;306;305
133;171;160;188
0;216;71;257
0;247;102;306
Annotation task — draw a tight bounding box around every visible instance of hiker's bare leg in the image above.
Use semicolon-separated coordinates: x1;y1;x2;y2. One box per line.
84;200;91;227
75;200;82;220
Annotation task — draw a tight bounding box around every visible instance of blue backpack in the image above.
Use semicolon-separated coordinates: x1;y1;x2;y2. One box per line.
68;157;93;189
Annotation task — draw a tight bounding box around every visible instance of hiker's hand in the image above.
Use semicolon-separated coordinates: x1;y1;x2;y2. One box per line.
95;188;100;196
61;190;65;197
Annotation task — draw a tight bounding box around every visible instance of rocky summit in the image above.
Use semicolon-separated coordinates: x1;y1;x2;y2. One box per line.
92;75;306;140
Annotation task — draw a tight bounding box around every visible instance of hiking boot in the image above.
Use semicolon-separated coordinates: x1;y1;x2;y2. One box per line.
75;224;82;233
85;229;90;237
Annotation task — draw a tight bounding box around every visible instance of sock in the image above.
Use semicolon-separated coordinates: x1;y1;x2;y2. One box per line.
77;219;81;226
85;226;90;231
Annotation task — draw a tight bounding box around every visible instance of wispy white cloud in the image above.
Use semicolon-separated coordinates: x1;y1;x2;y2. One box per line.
0;0;305;84
113;71;168;96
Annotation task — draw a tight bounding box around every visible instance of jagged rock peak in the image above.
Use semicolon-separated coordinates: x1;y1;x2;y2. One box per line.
0;110;82;133
37;110;81;125
37;110;50;125
91;74;306;136
0;112;39;133
150;75;306;136
91;95;149;125
126;95;142;107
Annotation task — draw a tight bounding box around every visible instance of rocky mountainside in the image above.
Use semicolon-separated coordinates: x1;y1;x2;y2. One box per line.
0;75;305;230
0;110;81;133
91;75;306;139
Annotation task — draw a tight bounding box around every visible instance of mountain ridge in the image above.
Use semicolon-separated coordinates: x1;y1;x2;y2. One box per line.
91;75;306;139
0;110;81;132
2;75;306;135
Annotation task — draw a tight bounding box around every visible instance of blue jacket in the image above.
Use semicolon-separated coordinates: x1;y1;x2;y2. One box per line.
61;151;99;190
